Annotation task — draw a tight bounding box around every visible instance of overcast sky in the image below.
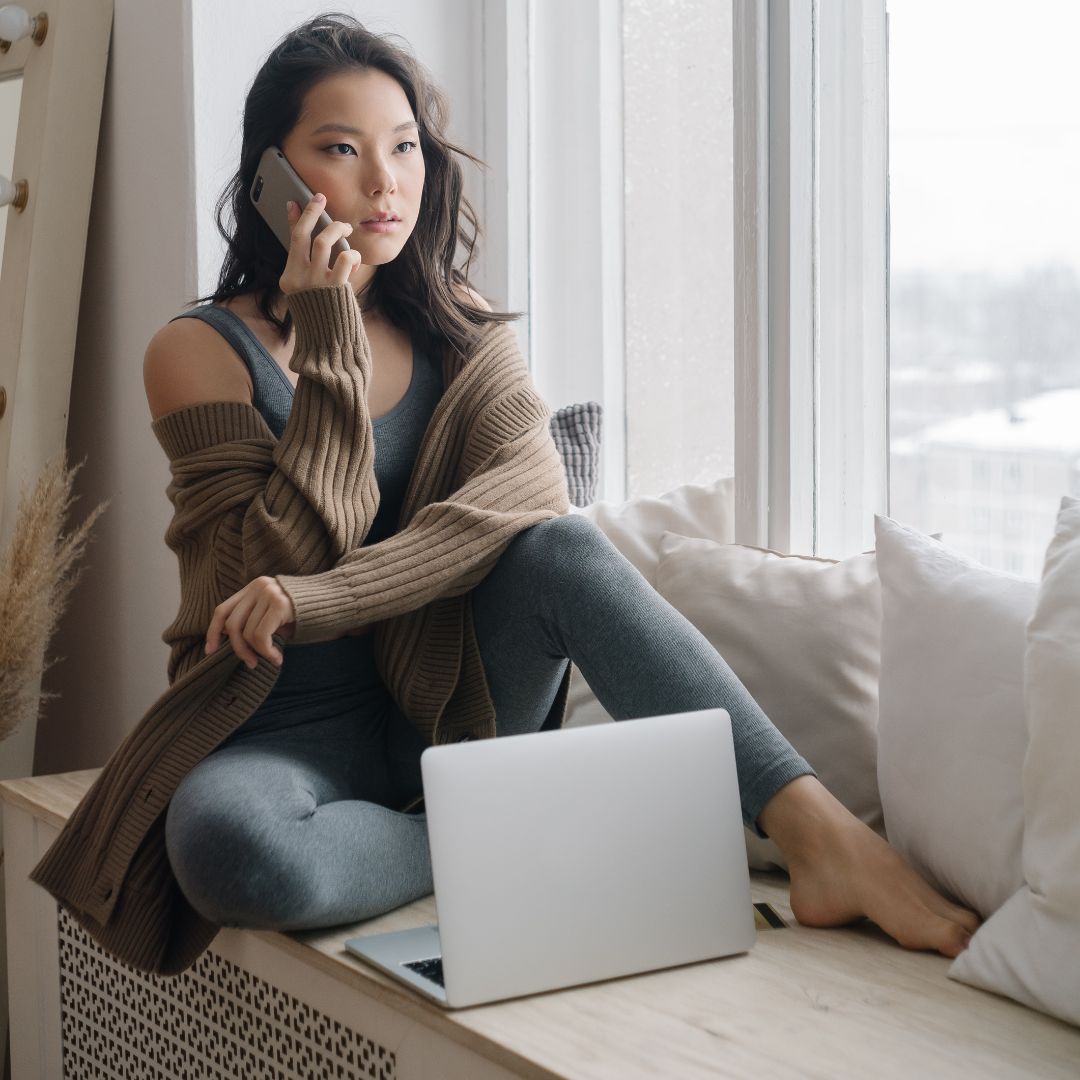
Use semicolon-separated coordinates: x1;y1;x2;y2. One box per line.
887;0;1080;275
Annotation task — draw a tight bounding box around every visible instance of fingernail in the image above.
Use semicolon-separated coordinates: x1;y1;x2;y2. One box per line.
286;199;295;212
314;192;325;202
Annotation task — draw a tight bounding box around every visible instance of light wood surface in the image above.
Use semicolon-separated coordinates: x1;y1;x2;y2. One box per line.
4;770;1080;1079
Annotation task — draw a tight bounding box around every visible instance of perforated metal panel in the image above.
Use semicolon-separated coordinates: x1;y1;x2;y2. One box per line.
56;905;396;1079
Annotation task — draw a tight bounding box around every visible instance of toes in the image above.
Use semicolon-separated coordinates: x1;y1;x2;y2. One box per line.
952;905;982;935
936;919;974;959
926;892;983;936
898;914;973;958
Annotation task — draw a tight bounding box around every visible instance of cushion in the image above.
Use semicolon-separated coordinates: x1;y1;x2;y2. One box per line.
567;476;734;584
654;535;884;870
949;496;1080;1027
549;402;603;507
562;478;735;731
874;514;1037;919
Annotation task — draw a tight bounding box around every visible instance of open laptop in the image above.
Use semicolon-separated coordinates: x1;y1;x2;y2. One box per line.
344;707;756;1008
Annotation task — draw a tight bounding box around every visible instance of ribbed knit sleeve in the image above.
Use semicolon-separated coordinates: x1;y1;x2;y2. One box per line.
275;367;572;645
151;284;378;585
149;284;379;683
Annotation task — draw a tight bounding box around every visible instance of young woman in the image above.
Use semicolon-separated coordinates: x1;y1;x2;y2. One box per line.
144;12;980;958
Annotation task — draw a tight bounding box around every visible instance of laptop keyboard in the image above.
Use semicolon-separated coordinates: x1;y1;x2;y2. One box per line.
403;955;445;987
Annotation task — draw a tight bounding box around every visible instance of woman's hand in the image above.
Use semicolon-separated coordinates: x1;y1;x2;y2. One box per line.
205;576;296;669
279;193;365;295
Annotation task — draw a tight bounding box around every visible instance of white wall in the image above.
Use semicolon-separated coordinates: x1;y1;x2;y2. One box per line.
36;0;486;774
191;0;487;300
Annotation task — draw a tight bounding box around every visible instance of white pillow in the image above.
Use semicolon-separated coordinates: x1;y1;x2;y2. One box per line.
874;514;1037;919
568;476;734;586
564;478;734;730
654;534;884;871
950;496;1080;1027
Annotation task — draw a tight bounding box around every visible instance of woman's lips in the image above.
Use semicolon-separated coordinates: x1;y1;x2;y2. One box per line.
359;219;401;233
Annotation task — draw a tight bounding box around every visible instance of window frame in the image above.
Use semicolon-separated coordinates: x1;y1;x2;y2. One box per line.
483;0;888;535
734;0;889;556
482;0;627;505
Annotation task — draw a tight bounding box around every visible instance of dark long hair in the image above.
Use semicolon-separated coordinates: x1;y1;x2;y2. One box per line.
188;11;519;359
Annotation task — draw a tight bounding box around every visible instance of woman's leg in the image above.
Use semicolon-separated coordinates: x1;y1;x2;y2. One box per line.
470;513;981;957
469;513;814;831
164;706;433;930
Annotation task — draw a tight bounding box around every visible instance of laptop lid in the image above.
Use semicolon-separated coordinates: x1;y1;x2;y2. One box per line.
421;708;756;1008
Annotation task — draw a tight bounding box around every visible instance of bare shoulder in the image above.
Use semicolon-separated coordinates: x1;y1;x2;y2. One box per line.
453;282;493;312
143;313;254;422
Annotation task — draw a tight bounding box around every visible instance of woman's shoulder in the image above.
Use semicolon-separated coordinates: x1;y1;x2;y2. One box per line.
143;305;254;423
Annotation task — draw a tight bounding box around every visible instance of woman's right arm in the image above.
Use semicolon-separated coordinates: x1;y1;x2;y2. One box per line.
143;201;374;601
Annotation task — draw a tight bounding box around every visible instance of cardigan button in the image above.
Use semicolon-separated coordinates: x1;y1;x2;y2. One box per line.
458;733;474;742
102;885;113;899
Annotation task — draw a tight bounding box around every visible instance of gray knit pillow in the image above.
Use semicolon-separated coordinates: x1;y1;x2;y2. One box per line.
549;401;603;507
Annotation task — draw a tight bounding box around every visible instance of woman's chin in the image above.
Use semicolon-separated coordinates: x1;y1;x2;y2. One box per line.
352;243;406;267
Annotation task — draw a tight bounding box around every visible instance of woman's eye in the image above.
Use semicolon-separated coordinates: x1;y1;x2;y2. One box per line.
325;140;417;156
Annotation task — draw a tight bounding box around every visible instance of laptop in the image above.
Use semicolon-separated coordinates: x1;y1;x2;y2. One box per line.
344;707;756;1008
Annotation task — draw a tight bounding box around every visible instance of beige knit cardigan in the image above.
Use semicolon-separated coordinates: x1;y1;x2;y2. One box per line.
29;283;573;975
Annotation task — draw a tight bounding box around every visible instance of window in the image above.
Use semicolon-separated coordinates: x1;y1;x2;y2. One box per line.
525;0;736;504
622;0;735;497
732;0;888;556
886;0;1080;579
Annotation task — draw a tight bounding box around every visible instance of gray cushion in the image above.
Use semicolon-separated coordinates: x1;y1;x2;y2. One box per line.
549;401;603;507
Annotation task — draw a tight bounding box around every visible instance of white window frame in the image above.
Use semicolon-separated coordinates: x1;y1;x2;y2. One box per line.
483;0;887;540
481;0;627;505
735;0;889;556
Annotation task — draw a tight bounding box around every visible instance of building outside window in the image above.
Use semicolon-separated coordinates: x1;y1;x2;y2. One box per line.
887;0;1080;580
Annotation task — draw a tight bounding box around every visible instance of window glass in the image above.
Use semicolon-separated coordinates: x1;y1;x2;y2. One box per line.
623;0;734;497
887;0;1080;579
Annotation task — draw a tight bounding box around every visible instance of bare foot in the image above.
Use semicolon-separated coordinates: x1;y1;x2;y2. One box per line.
757;776;982;958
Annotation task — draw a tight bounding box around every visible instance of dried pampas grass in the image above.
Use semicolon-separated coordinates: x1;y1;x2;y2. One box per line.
0;452;108;744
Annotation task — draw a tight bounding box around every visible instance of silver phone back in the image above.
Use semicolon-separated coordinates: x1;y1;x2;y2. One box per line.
421;708;756;1008
250;145;350;259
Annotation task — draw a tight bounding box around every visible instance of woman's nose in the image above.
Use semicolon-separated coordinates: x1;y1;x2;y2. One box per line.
364;157;396;196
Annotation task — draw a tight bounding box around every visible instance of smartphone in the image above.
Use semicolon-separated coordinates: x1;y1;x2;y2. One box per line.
250;145;351;262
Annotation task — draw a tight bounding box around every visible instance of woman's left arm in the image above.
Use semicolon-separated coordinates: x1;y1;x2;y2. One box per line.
274;339;571;645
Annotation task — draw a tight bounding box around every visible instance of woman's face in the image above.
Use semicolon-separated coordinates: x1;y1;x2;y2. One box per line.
280;67;425;288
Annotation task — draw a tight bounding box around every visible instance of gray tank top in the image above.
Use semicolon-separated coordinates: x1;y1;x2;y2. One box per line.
168;302;444;734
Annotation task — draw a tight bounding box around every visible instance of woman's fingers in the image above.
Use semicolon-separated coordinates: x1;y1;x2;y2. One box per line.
205;577;294;670
281;193;362;292
333;247;364;285
285;194;326;266
251;599;285;666
311;217;353;260
222;594;262;669
205;602;231;654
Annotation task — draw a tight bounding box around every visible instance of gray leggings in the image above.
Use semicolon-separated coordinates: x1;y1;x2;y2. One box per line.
164;513;814;931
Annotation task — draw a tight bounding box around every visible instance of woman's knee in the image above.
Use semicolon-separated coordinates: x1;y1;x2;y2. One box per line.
501;512;611;582
164;770;316;927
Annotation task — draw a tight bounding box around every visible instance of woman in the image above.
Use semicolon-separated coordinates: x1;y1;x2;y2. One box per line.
144;12;979;957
